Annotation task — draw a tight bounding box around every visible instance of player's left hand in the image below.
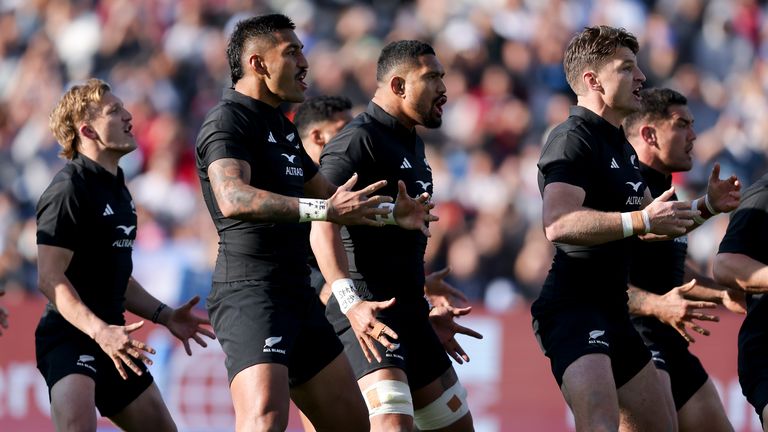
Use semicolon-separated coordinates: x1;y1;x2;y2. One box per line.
424;267;467;308
165;296;216;355
706;163;740;213
429;305;483;364
721;288;747;314
393;180;438;237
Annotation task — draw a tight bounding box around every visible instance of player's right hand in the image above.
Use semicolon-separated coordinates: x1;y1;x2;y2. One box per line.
346;298;398;363
326;174;392;226
644;187;697;236
655;279;719;343
94;321;155;380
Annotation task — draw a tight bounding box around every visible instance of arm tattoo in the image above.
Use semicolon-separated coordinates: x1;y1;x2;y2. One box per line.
208;158;298;222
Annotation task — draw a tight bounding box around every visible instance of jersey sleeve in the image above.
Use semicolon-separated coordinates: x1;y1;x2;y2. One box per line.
538;131;593;190
36;179;81;250
318;127;372;187
718;189;768;263
196;107;252;174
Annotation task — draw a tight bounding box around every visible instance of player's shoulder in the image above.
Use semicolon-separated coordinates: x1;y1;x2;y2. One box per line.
38;163;84;206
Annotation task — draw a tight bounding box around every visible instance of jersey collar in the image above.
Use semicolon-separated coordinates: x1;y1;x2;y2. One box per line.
367;101;418;139
72;152;125;183
569;106;627;145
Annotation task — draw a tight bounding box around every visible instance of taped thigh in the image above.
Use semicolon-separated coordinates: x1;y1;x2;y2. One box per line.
361;379;414;418
414;380;470;430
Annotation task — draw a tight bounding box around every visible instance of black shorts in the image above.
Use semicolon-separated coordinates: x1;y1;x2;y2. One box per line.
738;303;768;424
35;325;153;418
635;320;708;410
208;279;343;386
532;300;651;388
331;294;451;390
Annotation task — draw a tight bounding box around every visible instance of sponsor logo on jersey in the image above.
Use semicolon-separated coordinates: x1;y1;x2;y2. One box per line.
286;132;295;142
588;329;609;347
400;158;412;169
77;354;97;372
112;239;135;248
416;180;431;191
281;153;297;163
103;204;114;216
625;181;643;192
610;158;619;169
285;167;303;177
116;225;136;236
267;132;277;143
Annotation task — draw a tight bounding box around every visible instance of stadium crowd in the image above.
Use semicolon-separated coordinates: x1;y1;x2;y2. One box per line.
1;0;768;310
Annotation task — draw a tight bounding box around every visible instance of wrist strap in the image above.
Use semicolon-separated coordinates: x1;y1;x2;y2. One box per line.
691;199;707;225
704;194;719;215
375;202;396;225
620;212;633;238
331;278;362;314
299;198;328;222
640;210;651;234
151;303;167;323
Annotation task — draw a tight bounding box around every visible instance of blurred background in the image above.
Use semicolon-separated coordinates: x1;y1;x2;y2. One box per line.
1;0;767;430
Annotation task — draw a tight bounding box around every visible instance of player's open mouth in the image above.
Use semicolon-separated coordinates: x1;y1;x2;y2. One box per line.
632;87;642;99
296;70;308;90
434;95;447;116
124;124;133;136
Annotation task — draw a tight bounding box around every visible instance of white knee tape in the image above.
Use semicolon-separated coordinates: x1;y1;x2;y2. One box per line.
414;381;470;430
362;379;414;418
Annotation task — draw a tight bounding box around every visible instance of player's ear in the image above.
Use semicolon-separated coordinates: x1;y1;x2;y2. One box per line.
584;70;602;92
79;123;98;140
309;128;324;146
640;125;657;145
250;54;269;77
390;76;406;98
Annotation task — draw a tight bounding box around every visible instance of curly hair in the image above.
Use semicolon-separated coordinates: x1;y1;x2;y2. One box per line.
49;78;110;160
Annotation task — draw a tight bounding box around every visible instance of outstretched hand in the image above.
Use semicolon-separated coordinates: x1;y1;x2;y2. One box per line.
655;279;719;343
94;321;155;380
644;186;696;236
346;298;399;363
326;174;392;226
165;296;216;355
424;267;467;308
393;180;439;237
429;305;483;364
706;163;740;213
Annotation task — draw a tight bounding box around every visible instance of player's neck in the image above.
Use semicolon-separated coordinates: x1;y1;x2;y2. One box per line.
78;147;121;176
577;97;625;129
234;78;282;108
371;94;416;130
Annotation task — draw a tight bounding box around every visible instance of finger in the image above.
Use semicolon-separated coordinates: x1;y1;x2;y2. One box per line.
690;301;718;310
193;333;210;347
710;162;721;181
112;357;128;380
339;173;359;192
425;214;439;222
692;313;719;322
677;279;697;294
125;321;145;333
452;340;470;363
363;336;383;363
120;354;144;376
126;348;153;366
357;337;374;363
450;306;473;317
655;186;675;202
421;225;432;238
433;267;451;279
184;340;192;356
416;192;430;204
375;298;397;312
360;179;387;195
183;295;201;310
370;321;387;339
198;327;216;339
397;180;408;199
131;339;156;355
691;325;710;336
676;327;695;343
454;324;483;339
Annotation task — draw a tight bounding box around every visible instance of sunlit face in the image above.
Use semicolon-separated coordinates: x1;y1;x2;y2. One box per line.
260;29;309;105
88;92;136;154
653;104;696;174
593;46;646;116
316;110;352;144
403;54;447;129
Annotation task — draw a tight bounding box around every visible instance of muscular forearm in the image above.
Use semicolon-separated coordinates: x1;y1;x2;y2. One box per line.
545;208;625;246
124;277;171;325
714;253;768;293
38;272;108;339
310;221;350;283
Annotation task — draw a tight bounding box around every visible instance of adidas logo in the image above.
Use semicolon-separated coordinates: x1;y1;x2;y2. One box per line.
400;158;413;169
609;158;619;169
286;132;295;142
267;132;277;143
103;204;114;216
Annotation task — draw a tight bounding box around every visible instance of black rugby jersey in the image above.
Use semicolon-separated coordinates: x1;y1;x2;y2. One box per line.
718;174;768;349
319;102;431;301
196;89;318;283
629;164;688;347
36;153;136;325
537;106;647;305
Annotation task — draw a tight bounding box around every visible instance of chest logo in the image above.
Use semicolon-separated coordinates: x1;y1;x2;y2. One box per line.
400;158;413;169
117;225;136;236
610;158;619;169
630;155;639;169
267;131;277;143
416;180;432;191
286;132;295;142
281;154;297;163
625;181;643;192
103;204;114;216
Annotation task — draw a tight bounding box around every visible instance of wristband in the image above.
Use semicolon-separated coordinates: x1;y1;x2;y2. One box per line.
691;199;707;225
299;198;328;222
704;194;719;215
641;210;651;234
375;202;397;225
620;212;633;238
629;210;645;234
151;303;167;323
331;278;362;314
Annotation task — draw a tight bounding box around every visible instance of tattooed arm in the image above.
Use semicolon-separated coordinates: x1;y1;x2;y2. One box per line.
208;158;301;222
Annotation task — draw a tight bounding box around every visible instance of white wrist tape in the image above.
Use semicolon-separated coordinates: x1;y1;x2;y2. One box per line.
375;202;397;225
620;212;633;238
298;198;328;222
704;194;719;215
641;210;651;234
331;278;362;314
691;199;706;225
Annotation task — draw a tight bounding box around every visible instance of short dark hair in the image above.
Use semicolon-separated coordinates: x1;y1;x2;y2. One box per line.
623;88;688;133
294;96;353;138
564;26;639;95
376;40;436;83
227;14;295;85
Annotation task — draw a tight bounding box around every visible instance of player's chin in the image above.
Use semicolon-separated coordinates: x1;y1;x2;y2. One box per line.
422;115;443;129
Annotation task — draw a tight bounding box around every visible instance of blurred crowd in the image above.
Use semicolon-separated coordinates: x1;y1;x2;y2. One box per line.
2;0;768;311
